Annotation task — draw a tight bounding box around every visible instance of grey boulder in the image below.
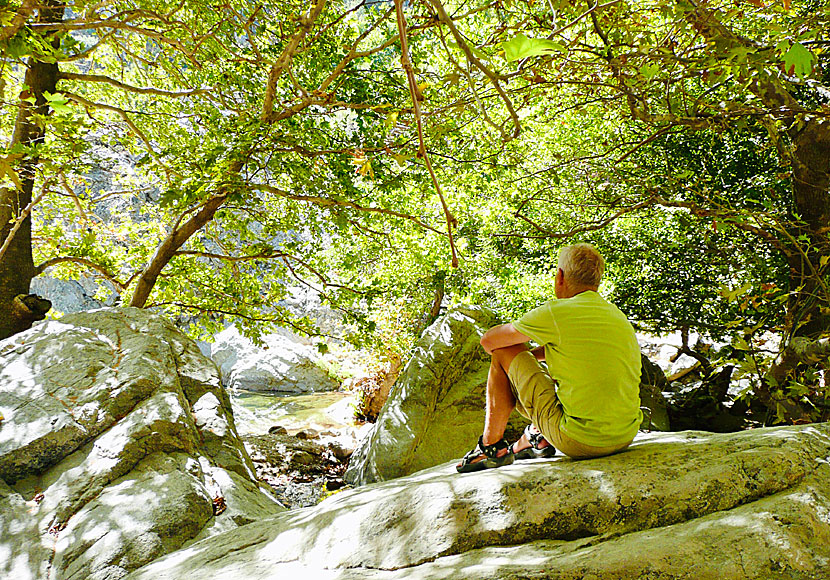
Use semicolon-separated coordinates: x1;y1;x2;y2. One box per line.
345;305;530;486
0;307;284;580
210;325;338;393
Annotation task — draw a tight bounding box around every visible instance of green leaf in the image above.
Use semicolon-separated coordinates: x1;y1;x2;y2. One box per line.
0;155;22;190
502;33;564;62
783;42;815;78
719;282;752;302
44;91;72;114
384;112;398;129
6;35;31;59
639;63;660;79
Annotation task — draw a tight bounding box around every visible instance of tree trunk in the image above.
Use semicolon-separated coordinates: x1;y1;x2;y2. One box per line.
128;193;229;308
0;1;63;340
685;0;830;340
786;123;830;338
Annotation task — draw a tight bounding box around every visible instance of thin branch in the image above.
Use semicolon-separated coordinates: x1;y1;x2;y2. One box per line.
56;170;90;222
395;0;459;268
145;301;318;335
261;0;328;121
317;6;396;93
511;195;657;239
614;127;674;164
62;91;176;177
653;196;789;250
423;0;522;138
174;249;288;262
34;256;129;291
59;72;211;98
0;185;46;265
255;182;445;235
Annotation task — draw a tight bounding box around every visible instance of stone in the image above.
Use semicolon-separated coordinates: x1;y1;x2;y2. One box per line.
0;308;284;580
210;325;338;393
30;274;119;315
345;305;530;486
290;451;316;467
125;423;830;580
639;355;671;431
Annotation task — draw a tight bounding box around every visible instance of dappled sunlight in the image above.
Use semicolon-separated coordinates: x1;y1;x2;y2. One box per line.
51;453;215;577
0;308;289;579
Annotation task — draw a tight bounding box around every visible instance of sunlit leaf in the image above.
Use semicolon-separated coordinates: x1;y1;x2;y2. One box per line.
502;33;565;62
783;42;815;78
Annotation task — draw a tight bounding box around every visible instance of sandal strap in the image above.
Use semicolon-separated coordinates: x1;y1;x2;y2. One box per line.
462;436;509;462
524;424;547;449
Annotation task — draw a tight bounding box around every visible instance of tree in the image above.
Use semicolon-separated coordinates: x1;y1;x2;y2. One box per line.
0;0;466;341
376;0;828;421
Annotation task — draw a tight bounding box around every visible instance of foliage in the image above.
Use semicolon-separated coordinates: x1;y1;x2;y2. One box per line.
1;0;829;425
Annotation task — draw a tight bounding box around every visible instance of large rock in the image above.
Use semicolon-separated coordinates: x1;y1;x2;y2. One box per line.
126;423;830;579
0;308;284;580
345;305;530;486
30;275;119;314
210;325;338;393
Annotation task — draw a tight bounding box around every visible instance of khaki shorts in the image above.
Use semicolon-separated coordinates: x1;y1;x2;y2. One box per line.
507;350;632;460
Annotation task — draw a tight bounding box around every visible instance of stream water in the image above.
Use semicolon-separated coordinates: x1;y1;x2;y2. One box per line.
230;390;358;437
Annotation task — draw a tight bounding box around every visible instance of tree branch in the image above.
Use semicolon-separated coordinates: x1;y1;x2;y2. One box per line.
0;0;37;44
62;91;176;177
254;182;445;235
0;185;45;266
261;0;328;121
34;256;129;291
59;71;211;98
395;0;459;268
423;0;522;139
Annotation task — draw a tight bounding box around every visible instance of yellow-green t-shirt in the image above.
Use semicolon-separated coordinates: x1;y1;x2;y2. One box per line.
513;291;642;447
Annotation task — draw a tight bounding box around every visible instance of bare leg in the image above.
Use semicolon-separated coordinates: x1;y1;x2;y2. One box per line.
482;344;529;447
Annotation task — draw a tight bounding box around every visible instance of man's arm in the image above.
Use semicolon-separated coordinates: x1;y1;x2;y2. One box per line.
480;323;532;354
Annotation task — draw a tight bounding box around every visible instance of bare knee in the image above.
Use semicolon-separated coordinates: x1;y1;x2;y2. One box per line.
491;344;529;371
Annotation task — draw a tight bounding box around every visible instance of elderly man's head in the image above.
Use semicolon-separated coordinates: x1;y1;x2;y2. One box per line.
557;243;605;293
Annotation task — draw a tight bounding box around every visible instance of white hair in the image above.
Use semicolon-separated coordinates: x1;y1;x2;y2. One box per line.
558;243;605;288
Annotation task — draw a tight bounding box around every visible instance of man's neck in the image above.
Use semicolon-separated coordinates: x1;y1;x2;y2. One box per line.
559;286;597;299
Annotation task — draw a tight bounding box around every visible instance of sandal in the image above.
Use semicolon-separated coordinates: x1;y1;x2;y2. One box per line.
456;436;515;473
513;424;557;460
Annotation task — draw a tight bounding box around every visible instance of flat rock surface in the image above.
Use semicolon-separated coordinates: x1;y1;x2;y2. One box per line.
127;423;830;580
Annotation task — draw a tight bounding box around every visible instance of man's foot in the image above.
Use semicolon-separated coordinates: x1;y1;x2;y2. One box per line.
456;436;515;473
512;424;557;460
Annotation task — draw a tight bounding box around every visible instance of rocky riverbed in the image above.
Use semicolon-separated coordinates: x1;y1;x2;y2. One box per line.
230;390;371;508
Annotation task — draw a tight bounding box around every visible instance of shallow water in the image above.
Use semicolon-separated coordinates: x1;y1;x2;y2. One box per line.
231;390;356;436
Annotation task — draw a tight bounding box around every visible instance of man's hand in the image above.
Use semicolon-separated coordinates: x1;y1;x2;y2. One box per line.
480;323;532;354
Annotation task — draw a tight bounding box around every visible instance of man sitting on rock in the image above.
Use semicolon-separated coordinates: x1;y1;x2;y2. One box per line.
457;243;642;472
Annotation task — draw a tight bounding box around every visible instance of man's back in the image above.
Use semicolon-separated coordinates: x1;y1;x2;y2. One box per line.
513;291;642;447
